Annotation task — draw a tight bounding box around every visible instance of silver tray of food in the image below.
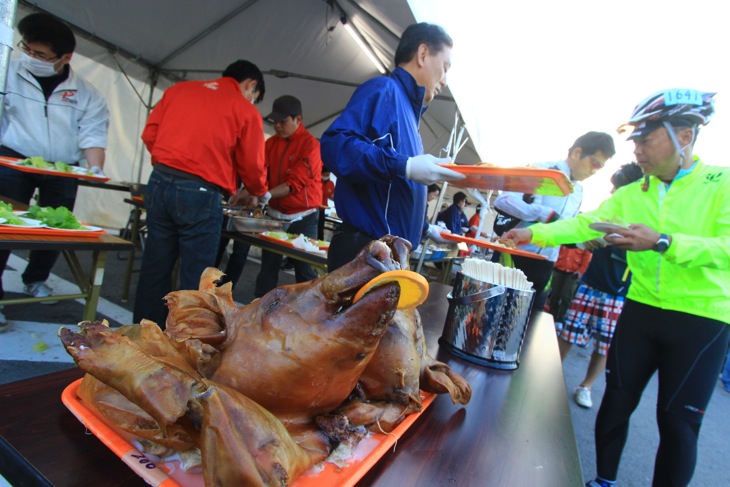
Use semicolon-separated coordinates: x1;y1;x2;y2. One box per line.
223;206;292;233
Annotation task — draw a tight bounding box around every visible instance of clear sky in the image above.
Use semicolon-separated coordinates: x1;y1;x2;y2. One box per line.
409;0;729;210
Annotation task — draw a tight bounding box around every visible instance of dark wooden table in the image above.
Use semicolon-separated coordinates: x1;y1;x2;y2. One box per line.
0;283;582;487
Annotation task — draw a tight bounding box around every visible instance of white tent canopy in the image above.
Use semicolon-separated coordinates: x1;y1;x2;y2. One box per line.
8;0;479;229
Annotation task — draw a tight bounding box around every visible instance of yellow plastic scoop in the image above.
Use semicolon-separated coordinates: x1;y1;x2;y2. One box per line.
352;270;429;309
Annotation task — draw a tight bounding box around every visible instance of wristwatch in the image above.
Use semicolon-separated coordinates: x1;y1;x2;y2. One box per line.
653;233;671;253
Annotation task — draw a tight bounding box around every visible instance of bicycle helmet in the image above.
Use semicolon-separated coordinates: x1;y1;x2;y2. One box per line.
618;89;716;140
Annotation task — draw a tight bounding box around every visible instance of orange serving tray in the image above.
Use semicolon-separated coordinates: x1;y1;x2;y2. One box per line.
440;232;547;260
0;225;105;237
0;156;111;182
439;164;573;196
62;378;435;487
258;232;330;251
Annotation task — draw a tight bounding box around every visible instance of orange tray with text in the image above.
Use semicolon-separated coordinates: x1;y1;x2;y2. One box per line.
62;378;435;487
438;164;573;196
0;156;111;182
440;232;547;260
0;225;105;237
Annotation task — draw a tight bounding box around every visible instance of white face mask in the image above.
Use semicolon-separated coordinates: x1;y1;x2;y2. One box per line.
21;53;59;77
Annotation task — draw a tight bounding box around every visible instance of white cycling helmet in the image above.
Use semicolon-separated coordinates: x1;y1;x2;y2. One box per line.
618;89;716;140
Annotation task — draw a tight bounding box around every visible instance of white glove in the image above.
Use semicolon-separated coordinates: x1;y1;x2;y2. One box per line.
88;166;106;178
427;224;451;244
259;191;272;206
405;155;465;185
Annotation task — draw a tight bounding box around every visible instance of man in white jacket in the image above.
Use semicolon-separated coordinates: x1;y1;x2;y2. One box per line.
492;131;615;312
0;13;109;330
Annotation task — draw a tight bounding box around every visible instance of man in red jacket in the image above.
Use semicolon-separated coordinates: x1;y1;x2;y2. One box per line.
133;60;268;327
253;95;323;297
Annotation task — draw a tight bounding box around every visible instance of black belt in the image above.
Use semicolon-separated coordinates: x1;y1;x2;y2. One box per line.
153;163;226;195
338;221;377;239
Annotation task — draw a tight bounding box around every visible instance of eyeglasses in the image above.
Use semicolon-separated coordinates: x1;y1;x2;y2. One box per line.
17;40;59;62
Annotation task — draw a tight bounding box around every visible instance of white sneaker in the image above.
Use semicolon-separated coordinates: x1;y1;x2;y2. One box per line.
574;386;593;408
23;281;58;304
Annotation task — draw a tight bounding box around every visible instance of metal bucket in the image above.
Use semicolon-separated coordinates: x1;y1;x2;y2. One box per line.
439;271;535;370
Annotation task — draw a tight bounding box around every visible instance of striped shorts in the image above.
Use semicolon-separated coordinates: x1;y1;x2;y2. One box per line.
558;283;624;356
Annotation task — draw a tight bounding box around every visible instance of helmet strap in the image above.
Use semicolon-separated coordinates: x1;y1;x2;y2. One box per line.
662;121;689;178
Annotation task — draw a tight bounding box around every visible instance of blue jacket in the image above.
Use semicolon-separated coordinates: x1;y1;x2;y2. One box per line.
437;204;468;235
320;67;427;246
582;246;630;296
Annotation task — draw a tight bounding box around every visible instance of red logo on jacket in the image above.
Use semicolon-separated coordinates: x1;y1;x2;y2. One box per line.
60;91;77;104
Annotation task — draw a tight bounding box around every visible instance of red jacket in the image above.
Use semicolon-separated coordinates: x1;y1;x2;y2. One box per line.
554;246;592;275
142;77;267;196
265;123;322;214
322;179;335;206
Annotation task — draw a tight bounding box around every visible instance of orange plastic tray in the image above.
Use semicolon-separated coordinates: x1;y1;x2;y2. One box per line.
440;232;547;260
258;232;329;251
0;225;105;237
0;156;111;182
62;378;435;487
439;164;573;196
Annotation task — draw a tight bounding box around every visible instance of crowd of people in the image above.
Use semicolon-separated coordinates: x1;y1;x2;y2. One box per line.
1;12;728;487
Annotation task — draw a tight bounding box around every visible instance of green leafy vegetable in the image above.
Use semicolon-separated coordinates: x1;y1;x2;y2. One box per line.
27;205;85;229
19;156;54;169
54;161;73;173
0;201;25;225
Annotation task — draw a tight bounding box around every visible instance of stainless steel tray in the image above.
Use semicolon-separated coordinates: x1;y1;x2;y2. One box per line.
223;207;291;233
227;215;291;233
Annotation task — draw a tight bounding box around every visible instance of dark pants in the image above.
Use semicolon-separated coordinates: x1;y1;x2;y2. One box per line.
595;300;729;486
0;161;79;299
547;269;580;323
327;225;375;272
133;170;223;327
512;254;554;313
254;211;319;297
216;218;251;289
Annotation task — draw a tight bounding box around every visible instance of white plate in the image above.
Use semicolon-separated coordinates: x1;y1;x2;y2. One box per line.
589;222;630;233
48;224;102;232
0;217;5;224
0;216;45;228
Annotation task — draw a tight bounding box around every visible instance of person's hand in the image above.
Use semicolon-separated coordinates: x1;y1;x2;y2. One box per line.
88;166;106;178
427;224;451;244
405;155;465;185
502;228;532;245
603;223;663;251
228;188;250;207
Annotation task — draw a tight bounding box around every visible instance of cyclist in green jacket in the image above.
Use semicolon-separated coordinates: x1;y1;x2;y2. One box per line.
505;89;730;487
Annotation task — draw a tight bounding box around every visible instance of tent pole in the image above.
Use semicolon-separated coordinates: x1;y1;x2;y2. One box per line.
136;70;158;184
0;0;18;125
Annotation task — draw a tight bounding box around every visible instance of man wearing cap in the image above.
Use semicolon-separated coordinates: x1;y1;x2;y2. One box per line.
504;89;730;487
252;95;323;297
493;131;615;311
437;191;469;235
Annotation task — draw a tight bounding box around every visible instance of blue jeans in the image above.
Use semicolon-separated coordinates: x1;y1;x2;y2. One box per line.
133;170;223;327
0;164;78;298
254;211;319;297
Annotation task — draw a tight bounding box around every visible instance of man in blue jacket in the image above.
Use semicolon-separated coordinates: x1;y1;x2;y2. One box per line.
321;22;464;270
